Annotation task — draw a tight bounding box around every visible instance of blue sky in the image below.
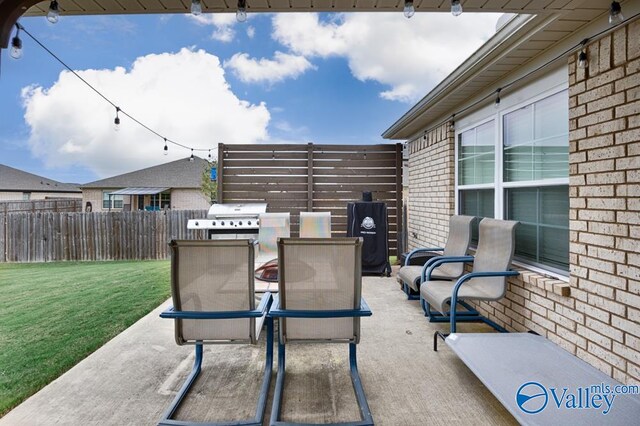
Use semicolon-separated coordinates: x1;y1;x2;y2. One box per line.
0;11;499;184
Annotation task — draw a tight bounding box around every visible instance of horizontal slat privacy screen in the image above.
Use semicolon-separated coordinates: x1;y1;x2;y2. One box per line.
218;143;403;256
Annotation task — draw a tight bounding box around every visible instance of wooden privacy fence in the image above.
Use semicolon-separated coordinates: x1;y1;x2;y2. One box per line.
0;198;82;214
0;210;207;263
217;143;403;255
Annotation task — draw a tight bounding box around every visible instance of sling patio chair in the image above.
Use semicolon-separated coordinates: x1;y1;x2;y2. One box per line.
299;211;331;238
268;237;374;426
159;239;273;426
418;218;520;351
397;215;475;300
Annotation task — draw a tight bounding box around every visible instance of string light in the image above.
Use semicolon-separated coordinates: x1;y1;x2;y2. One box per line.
191;0;202;16
189;149;195;162
609;1;624;25
47;1;60;24
163;138;168;155
13;23;213;160
450;114;455;130
403;1;415;19
494;88;501;108
114;106;121;131
236;0;248;22
451;0;462;17
10;24;22;59
208;149;212;161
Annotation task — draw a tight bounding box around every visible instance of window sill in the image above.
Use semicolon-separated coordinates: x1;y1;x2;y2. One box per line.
468;248;571;297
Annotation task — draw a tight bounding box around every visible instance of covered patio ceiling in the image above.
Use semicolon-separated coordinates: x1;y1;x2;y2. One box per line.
0;0;616;47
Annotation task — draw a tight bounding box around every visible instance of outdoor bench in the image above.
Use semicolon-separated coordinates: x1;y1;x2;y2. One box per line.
445;332;640;425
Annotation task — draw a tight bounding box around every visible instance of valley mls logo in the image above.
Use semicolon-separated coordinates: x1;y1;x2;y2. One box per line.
515;381;632;416
361;217;376;230
516;382;548;414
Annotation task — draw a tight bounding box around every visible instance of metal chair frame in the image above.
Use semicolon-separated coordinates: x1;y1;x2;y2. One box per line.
158;293;274;426
268;295;374;426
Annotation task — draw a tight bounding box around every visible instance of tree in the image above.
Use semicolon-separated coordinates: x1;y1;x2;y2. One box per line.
201;160;218;203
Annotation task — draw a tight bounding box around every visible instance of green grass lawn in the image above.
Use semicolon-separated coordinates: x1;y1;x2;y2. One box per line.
0;260;171;417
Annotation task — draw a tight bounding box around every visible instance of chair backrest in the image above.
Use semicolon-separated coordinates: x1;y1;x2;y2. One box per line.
258;213;291;260
170;239;257;345
278;238;362;344
432;215;475;277
469;218;519;299
299;212;331;238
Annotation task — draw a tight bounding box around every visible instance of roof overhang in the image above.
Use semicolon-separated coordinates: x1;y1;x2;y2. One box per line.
383;0;631;140
0;0;618;48
108;187;169;196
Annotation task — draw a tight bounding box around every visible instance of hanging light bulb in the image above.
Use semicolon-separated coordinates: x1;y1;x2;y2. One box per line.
451;0;462;17
236;0;247;23
208;150;212;161
47;1;60;24
494;88;502;109
578;51;588;69
10;25;22;60
609;1;624;25
189;149;195;162
163;138;168;155
450;114;456;130
114;107;121;131
403;1;415;19
191;0;202;16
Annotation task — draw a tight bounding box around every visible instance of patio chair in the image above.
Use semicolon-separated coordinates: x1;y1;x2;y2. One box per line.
258;212;291;263
159;239;273;426
299;211;331;238
397;215;475;300
419;218;520;351
268;238;374;426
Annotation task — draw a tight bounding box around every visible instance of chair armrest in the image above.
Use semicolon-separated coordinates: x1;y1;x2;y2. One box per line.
404;247;444;266
421;255;475;283
268;294;372;318
451;270;520;301
160;292;273;320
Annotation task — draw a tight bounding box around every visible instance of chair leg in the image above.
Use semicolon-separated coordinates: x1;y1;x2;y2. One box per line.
159;320;274;426
159;342;203;425
270;341;374;426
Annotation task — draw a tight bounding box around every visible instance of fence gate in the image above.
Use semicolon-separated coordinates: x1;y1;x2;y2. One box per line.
217;143;403;256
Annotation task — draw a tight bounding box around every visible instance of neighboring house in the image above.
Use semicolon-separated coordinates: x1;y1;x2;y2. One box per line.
0;163;81;201
384;7;640;383
80;157;210;212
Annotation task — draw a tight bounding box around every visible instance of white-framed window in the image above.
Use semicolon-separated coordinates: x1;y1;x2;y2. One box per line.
22;192;31;201
102;191;124;209
456;87;569;274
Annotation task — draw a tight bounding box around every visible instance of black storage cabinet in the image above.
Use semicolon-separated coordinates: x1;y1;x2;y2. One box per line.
346;201;391;276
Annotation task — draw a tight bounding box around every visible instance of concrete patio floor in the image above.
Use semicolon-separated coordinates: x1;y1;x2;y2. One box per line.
0;267;516;425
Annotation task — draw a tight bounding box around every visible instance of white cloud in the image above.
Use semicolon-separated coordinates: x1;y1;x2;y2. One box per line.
272;13;500;102
188;14;238;42
246;26;256;39
224;51;315;84
21;48;270;178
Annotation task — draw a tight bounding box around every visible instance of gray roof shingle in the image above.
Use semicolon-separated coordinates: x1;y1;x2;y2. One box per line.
0;164;81;193
81;157;209;189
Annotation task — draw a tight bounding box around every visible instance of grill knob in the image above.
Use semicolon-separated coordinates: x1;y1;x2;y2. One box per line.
195;221;199;226
212;221;216;226
239;221;243;226
221;221;225;226
230;221;234;226
247;221;252;226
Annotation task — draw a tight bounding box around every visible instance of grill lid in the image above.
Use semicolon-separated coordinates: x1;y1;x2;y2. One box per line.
207;203;267;219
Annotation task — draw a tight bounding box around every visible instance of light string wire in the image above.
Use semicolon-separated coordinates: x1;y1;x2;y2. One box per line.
16;22;213;156
415;9;640;139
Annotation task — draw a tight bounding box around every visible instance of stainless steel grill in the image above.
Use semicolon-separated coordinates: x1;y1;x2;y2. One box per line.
187;203;267;240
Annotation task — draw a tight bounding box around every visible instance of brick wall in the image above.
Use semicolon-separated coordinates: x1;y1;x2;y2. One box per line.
171;189;210;210
406;21;640;385
406;123;455;250
565;21;640;384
